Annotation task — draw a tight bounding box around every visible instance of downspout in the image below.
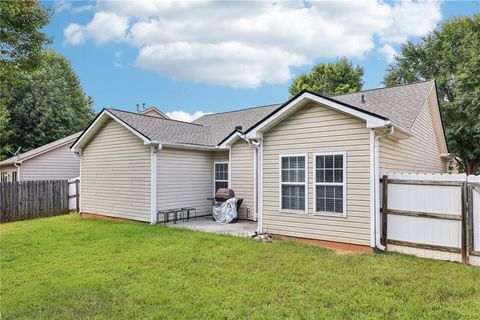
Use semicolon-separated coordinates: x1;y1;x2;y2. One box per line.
372;125;394;251
13;162;21;181
241;134;262;234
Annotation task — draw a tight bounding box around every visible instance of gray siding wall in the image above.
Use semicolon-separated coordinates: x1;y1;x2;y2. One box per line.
19;144;80;181
81;118;151;222
230;139;255;220
379;92;447;173
157;147;213;220
262;101;372;246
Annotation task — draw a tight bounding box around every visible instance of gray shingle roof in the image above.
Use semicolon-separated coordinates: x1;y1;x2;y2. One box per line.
333;80;434;130
107;109;215;146
192;104;280;144
102;81;435;148
0;132;82;166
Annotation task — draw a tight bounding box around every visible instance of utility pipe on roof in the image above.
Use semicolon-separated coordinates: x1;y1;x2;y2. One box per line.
373;125;394;251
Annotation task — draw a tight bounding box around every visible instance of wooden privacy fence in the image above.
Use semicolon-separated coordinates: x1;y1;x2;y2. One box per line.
381;173;480;266
0;179;79;223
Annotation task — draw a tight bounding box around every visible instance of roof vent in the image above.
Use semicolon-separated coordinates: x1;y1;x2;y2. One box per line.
361;94;365;103
235;126;243;131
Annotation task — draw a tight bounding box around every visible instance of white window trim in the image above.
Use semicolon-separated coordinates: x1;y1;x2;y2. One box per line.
213;161;229;195
278;154;308;214
313;152;347;217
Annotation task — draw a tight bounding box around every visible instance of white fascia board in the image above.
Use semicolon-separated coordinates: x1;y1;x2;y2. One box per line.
71;110;151;151
105;110;151;144
248;92;388;136
70;109;109;151
151;141;216;151
218;132;242;148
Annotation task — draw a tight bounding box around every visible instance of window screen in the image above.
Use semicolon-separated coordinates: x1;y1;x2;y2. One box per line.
280;156;306;211
214;163;229;192
315;154;345;215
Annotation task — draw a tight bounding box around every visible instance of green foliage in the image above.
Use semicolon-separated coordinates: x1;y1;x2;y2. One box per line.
0;0;51;71
0;105;12;157
1;215;479;319
0;1;94;160
0;0;52;160
6;51;95;152
384;14;480;174
289;58;364;96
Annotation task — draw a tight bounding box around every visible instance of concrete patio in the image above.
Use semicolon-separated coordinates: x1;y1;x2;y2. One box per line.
168;216;257;237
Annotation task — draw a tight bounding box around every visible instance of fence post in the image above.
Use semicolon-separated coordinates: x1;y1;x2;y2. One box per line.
461;182;468;264
381;175;388;248
75;179;80;213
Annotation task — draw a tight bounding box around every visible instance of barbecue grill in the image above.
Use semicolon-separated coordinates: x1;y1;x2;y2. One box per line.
208;188;243;210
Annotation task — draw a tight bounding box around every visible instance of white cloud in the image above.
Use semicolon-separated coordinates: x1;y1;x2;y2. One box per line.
166;110;210;122
64;0;443;87
379;44;397;62
55;0;71;14
71;4;96;14
64;12;128;45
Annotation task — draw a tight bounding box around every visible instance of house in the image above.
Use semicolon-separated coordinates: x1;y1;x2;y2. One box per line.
139;106;170;119
70;80;450;249
0;132;82;182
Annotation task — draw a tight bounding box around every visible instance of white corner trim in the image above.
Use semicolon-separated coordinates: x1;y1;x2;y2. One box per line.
258;139;264;233
150;145;158;224
369;129;376;248
247;92;388;137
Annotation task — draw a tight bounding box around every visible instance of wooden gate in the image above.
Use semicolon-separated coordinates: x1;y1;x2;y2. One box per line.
381;173;480;266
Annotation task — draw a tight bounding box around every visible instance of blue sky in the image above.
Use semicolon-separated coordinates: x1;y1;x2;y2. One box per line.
43;0;478;121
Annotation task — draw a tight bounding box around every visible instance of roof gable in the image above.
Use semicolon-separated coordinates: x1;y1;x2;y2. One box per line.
139;107;170;119
1;132;82;166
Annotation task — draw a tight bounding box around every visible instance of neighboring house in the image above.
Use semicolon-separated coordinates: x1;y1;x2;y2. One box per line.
139;107;170;119
0;132;82;182
71;80;450;249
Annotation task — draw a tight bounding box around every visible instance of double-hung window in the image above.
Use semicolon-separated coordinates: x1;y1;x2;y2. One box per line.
214;162;229;193
314;152;346;216
280;155;307;212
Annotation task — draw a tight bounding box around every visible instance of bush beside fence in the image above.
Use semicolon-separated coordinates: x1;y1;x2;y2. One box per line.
0;180;69;223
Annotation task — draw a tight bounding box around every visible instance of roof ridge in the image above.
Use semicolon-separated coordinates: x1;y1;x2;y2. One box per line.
198;103;281;117
107;108;204;127
332;79;434;97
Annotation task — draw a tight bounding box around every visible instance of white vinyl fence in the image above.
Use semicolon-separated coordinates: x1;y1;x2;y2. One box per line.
68;177;80;212
382;173;479;266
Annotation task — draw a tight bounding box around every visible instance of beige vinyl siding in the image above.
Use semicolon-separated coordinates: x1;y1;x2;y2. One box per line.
81;118;151;222
379;91;447;173
212;151;229;163
0;165;18;174
157;148;213;220
262;101;371;246
19;144;80;181
230;139;255;220
142;109;167;118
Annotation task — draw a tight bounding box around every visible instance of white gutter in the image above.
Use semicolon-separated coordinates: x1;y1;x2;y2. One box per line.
372;125;394;251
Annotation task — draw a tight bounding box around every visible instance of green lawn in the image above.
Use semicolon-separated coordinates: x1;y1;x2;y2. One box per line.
1;215;479;319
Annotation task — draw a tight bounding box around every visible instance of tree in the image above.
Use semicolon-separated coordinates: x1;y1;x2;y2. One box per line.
289;58;364;96
6;51;95;152
0;0;52;160
384;14;480;174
